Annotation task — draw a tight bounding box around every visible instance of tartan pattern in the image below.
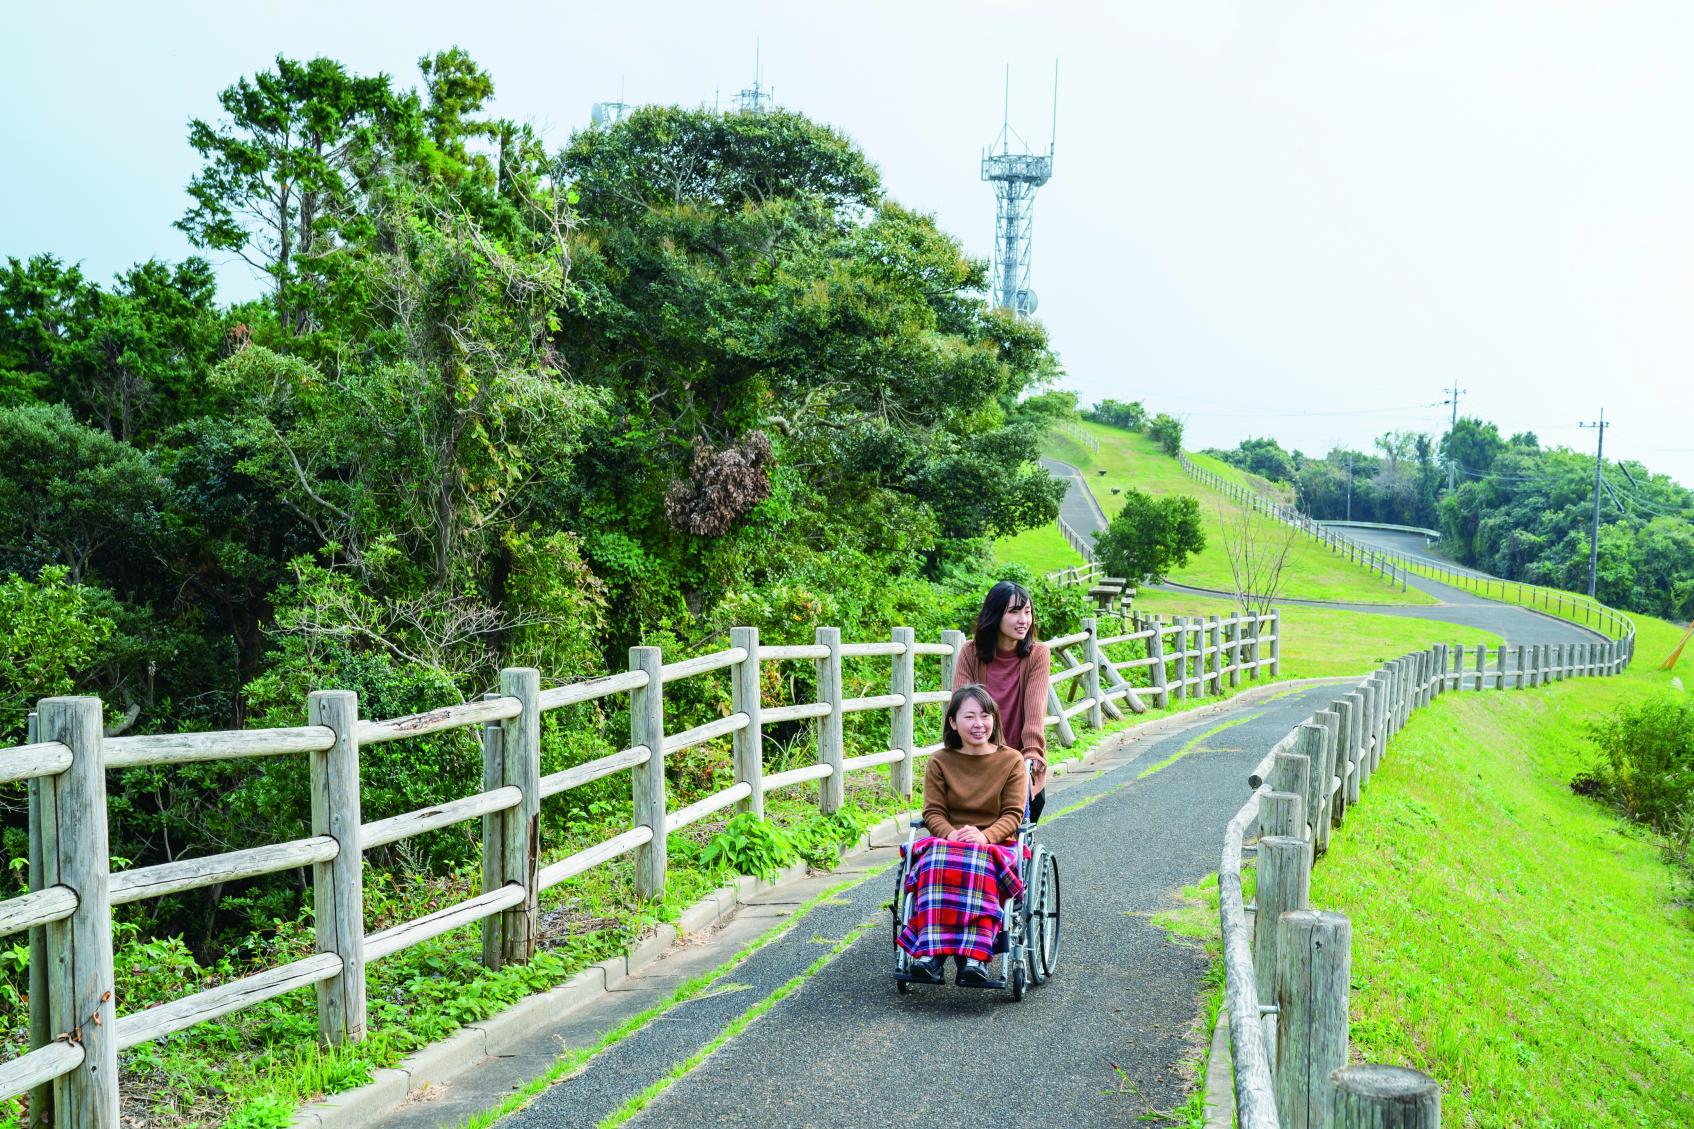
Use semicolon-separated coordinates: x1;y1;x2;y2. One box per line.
895;837;1025;961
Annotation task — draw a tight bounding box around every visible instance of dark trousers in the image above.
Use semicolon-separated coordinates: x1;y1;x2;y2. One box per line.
1029;787;1046;825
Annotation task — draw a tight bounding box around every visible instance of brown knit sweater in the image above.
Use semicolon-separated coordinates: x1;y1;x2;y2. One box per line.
922;744;1029;845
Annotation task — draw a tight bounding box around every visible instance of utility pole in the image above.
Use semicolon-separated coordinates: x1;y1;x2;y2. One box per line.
1442;385;1466;492
1579;410;1608;599
1346;452;1353;521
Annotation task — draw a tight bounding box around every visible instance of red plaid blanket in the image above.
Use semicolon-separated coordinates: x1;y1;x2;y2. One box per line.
896;837;1025;961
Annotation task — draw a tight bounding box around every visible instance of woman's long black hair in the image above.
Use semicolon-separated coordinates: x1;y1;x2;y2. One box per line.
942;684;1005;750
973;579;1038;663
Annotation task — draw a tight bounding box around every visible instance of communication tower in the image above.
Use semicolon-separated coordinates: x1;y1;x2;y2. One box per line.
981;63;1057;316
735;42;775;113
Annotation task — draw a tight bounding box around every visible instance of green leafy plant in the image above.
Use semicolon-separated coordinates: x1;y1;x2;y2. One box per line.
697;813;796;880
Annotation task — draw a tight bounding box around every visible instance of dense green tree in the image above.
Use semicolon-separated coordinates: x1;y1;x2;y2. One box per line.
178;55;402;332
1085;398;1146;431
1147;412;1184;457
1094;488;1206;584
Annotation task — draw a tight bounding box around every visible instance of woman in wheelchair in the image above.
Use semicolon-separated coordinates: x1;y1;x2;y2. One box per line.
897;684;1029;988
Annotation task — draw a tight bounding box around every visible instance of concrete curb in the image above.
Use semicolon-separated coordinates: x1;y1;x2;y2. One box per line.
1203;1004;1234;1129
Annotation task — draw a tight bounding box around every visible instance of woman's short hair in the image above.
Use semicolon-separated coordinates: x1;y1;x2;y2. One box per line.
943;684;1004;750
973;579;1039;662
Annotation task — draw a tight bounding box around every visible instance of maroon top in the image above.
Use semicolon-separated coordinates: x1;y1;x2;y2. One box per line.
980;650;1026;752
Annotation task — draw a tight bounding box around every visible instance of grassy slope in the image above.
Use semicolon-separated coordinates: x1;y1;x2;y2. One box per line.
992;519;1084;575
1045;423;1436;606
1132;590;1501;680
1309;613;1694;1128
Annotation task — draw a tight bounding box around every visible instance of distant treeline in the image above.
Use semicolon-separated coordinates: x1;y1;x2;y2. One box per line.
1194;421;1693;621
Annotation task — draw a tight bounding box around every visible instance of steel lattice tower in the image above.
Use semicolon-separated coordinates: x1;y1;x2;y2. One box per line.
981;64;1056;316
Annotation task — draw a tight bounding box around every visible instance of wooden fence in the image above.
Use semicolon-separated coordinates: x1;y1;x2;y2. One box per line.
2;607;1280;1125
1220;621;1637;1129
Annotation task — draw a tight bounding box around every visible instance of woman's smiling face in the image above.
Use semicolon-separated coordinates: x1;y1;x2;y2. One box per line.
952;697;995;747
998;598;1033;646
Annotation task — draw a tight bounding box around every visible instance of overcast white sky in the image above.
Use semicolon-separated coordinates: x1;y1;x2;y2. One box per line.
6;2;1692;486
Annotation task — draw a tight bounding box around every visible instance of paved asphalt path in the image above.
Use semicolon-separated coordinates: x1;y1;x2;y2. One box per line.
504;682;1349;1129
1043;462;1601;649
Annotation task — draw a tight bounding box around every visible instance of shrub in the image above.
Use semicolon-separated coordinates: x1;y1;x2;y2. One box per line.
1147;412;1184;457
1573;692;1694;853
698;812;797;880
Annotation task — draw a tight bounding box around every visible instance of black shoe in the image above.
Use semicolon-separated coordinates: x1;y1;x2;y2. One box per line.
905;956;945;984
956;958;1004;989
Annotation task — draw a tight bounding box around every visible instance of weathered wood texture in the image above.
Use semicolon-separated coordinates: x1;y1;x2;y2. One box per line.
39;697;118;1127
499;669;541;966
307;690;366;1047
815;626;846;813
628;648;667;900
732;626;765;815
1330;1065;1441;1129
890;626;916;796
1276;910;1351;1129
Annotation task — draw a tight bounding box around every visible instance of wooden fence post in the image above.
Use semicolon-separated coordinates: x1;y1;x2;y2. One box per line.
815;626;845;813
1313;711;1340;851
1260;791;1305;839
1276;909;1352;1129
38;697;117;1127
1330;1064;1441;1128
1472;644;1487;691
732;627;766;816
1513;645;1527;690
1269;611;1282;677
1293;724;1327;845
1082;618;1106;728
888;626;917;797
1248;613;1263;680
1333;697;1357;814
940;628;966;691
1253;833;1311;1061
629;647;667;901
1270;751;1311;842
1228;615;1242;689
307;689;367;1045
480;693;506;970
1208;615;1223;695
1170;617;1189;702
1495;644;1508;690
497;669;541;963
1149;621;1170;707
1436;643;1451;695
26;710;54;1129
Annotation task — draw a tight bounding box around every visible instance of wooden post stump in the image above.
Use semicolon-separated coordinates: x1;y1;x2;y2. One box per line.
1276;909;1352;1129
1330;1064;1440;1128
1253;834;1312;1018
25;710;54;1128
480;694;507;970
1260;791;1305;839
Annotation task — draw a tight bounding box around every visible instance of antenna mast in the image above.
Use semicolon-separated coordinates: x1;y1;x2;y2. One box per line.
981;62;1057;316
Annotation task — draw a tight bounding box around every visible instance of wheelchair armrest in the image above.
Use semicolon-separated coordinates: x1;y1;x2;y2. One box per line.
909;817;926;828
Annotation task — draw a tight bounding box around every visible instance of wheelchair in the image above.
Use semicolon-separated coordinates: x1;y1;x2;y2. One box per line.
890;766;1061;1001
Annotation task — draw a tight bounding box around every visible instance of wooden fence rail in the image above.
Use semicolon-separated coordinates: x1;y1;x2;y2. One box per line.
5;607;1280;1124
1219;614;1637;1128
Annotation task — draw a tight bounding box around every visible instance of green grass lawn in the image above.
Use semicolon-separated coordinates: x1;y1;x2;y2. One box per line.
992;519;1085;575
1131;590;1500;680
1308;613;1694;1127
1046;422;1436;606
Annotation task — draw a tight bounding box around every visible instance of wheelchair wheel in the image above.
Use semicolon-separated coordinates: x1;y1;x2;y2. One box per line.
1033;849;1061;980
1010;962;1027;1001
